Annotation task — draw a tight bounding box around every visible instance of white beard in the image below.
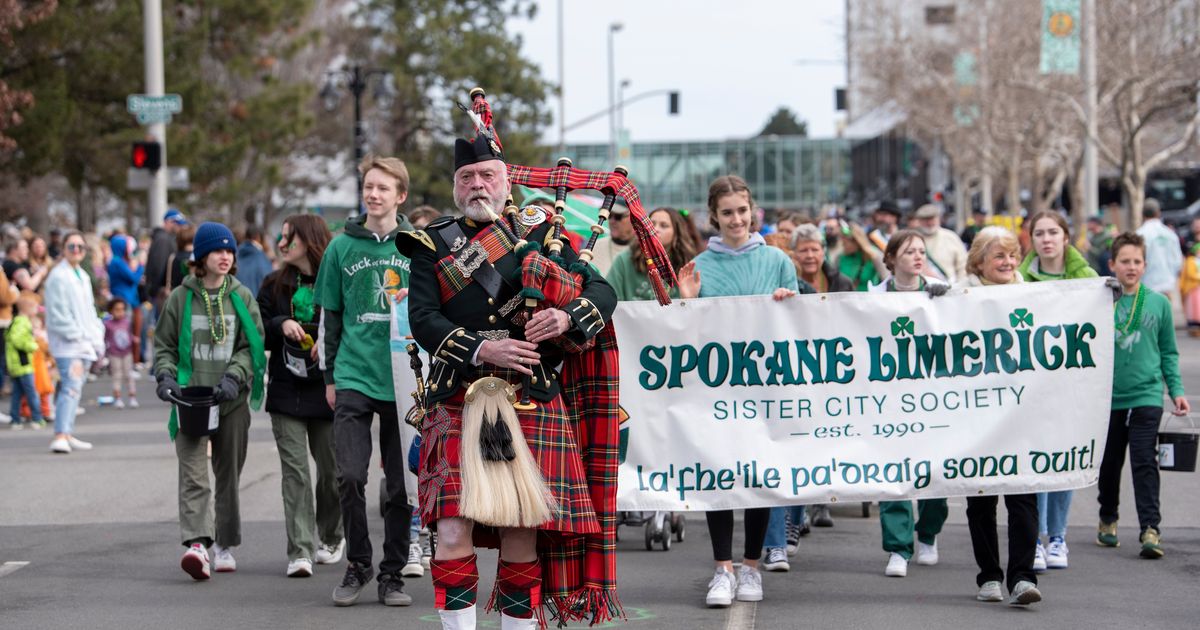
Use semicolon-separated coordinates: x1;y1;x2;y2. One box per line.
462;198;498;222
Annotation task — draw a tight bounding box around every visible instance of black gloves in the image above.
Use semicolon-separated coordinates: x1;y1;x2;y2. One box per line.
214;374;241;403
156;373;181;402
925;282;949;297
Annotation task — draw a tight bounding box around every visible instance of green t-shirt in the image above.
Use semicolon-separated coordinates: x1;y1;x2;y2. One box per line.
314;217;412;401
1112;286;1184;409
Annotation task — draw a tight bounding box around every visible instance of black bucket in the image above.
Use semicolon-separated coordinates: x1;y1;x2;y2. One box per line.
1158;432;1198;473
282;325;320;381
171;386;220;438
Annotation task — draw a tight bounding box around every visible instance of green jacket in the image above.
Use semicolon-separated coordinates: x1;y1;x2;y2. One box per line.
153;274;264;411
314;214;413;401
1018;246;1097;282
1113;286;1184;409
5;315;37;377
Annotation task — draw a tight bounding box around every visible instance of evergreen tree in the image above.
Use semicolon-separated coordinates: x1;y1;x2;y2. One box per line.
757;106;808;137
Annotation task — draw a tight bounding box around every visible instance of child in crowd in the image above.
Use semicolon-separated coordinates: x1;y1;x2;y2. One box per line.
6;297;45;429
105;298;138;408
1097;232;1189;559
24;301;54;422
153;222;265;580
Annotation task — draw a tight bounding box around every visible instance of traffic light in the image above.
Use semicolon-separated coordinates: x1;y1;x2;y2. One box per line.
668;91;680;115
131;141;162;171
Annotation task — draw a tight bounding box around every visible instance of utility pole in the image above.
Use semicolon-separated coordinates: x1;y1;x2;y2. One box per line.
607;23;622;165
1083;0;1098;224
142;0;167;226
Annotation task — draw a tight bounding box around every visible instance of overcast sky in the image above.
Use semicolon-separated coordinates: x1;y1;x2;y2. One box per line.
507;1;848;146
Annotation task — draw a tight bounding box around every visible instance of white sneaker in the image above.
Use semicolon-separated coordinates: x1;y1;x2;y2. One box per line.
315;539;345;565
287;557;313;577
181;543;210;580
1008;580;1042;606
735;564;763;602
705;567;736;608
762;547;790;572
129;398;140;409
211;545;237;572
49;437;71;454
885;552;908;577
977;580;1003;602
0;411;11;423
401;542;424;577
1033;541;1047;572
915;539;939;566
114;398;125;409
67;436;92;451
1045;537;1068;569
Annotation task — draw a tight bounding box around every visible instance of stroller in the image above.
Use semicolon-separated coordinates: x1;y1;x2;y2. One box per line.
615;510;686;551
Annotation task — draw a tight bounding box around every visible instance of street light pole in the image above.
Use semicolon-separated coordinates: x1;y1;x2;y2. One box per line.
350;66;367;200
321;64;394;213
607;22;623;165
1083;0;1098;226
618;79;631;132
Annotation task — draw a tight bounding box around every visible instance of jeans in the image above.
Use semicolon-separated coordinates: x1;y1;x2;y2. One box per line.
271;413;342;561
763;505;805;549
9;373;42;422
333;388;411;576
966;493;1038;592
1098;407;1163;533
54;357;91;435
1037;490;1073;539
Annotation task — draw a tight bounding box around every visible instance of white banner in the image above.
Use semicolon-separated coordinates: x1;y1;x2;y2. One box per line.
614;279;1114;511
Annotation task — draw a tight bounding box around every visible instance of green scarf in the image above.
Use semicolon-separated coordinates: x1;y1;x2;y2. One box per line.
168;286;266;440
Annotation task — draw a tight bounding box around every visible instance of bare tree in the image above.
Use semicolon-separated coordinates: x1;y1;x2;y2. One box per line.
852;0;1200;228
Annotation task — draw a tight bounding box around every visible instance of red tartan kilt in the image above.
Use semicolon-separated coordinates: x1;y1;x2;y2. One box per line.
418;388;600;537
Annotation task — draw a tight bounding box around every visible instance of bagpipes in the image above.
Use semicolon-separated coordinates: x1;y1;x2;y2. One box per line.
458;88;677;410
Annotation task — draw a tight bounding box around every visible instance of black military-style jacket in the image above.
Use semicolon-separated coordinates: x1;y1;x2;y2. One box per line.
397;211;617;404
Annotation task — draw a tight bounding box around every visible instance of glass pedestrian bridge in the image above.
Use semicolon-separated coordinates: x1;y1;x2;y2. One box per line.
563;136;851;214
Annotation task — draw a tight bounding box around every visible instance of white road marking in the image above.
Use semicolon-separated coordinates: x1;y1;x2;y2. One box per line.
0;561;30;578
725;600;757;630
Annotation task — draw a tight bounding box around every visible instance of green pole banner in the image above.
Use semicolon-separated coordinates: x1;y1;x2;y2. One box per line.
1040;0;1081;75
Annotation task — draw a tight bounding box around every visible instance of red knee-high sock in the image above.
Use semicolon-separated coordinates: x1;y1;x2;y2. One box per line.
494;558;542;619
431;554;479;611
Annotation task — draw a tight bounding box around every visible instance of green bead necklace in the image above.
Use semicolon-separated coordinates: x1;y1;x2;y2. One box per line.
203;276;230;345
1117;284;1146;335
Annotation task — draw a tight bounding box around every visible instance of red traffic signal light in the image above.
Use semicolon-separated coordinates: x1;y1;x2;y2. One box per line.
131;141;162;171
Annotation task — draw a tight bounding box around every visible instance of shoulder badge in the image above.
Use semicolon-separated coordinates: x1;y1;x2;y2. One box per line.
394;230;436;257
519;205;549;228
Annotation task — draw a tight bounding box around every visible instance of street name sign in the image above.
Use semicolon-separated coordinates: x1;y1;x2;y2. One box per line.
127;94;183;125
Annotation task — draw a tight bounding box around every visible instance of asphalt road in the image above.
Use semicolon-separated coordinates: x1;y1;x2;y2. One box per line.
2;334;1199;629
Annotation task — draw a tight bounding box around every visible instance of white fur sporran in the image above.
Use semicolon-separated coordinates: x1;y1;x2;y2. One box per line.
458;377;557;528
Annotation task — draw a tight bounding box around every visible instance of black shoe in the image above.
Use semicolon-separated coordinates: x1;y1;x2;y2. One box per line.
377;572;413;606
813;506;834;528
332;562;374;607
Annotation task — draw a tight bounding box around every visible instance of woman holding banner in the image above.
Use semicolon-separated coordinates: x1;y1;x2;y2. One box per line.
868;230;950;577
1018;211;1097;572
954;227;1041;607
606;207;695;301
677;175;797;608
